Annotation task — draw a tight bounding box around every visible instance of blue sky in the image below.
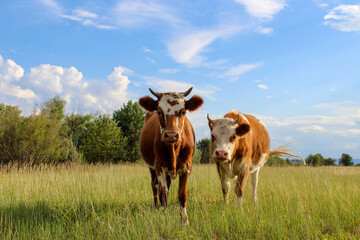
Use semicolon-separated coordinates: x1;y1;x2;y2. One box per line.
1;0;359;159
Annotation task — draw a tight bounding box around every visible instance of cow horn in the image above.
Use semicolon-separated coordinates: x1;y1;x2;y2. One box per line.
149;88;161;99
207;113;213;123
233;113;241;124
182;87;193;97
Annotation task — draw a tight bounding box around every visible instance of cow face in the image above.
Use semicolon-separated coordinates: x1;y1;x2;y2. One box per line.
139;87;204;144
207;113;250;161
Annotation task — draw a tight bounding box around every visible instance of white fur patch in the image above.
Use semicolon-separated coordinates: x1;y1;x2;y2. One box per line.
158;170;168;192
177;166;190;176
250;153;267;173
158;94;185;116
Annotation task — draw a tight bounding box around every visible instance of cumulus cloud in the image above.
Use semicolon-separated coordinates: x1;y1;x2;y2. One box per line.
219;62;263;81
234;0;286;19
324;4;360;32
0;55;36;100
0;55;130;114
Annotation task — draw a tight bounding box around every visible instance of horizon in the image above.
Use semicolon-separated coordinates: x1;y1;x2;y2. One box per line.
1;0;359;159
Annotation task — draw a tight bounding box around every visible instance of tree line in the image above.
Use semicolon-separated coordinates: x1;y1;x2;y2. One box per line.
0;97;145;166
0;97;358;167
195;138;358;166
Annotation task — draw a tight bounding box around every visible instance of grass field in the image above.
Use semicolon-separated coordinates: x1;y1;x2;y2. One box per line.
1;164;359;239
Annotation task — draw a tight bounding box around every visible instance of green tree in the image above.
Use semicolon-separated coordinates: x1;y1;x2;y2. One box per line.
196;138;212;164
339;153;353;166
324;157;336;166
64;113;93;149
41;96;66;120
113;101;145;164
80;115;127;164
0;98;80;165
306;153;325;166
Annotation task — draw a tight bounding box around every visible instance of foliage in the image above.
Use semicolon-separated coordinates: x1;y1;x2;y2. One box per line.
64;113;93;149
339;153;354;166
196;138;212;164
41;96;66;120
324;157;337;166
265;156;292;166
113;101;145;163
0;99;80;165
306;153;325;166
80;115;127;164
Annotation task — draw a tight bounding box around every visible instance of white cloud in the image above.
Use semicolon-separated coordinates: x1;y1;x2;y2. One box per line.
258;84;268;89
142;47;153;53
297;125;326;133
256;27;274;34
344;143;358;149
0;55;131;114
219;62;263;81
74;9;98;19
167;29;226;67
82;19;116;30
267;95;273;99
324;4;360;32
146;57;156;64
158;68;179;74
38;0;62;15
234;0;286;19
113;0;182;28
145;78;219;100
0;55;36;100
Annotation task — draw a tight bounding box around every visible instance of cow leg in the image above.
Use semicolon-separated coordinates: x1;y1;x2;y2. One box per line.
157;169;170;209
251;168;260;203
149;168;159;208
178;172;190;225
216;163;231;204
234;164;250;207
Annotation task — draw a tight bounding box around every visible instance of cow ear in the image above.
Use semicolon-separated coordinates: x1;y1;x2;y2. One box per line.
236;124;250;137
185;95;204;112
138;96;158;112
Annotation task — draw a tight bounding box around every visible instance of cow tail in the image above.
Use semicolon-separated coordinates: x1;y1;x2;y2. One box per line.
269;144;306;165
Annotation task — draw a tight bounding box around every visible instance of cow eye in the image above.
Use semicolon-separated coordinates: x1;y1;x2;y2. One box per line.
180;109;186;117
230;134;236;142
211;135;215;142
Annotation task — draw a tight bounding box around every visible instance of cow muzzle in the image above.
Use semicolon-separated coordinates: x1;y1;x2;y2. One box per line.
213;150;229;161
162;130;180;144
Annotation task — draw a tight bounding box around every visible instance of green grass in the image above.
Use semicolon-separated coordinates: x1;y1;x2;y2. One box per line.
1;164;359;239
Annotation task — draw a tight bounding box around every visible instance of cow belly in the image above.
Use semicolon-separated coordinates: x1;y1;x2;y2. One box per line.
250;153;268;173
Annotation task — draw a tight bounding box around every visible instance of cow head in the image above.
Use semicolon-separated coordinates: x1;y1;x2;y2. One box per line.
139;87;204;145
207;113;250;162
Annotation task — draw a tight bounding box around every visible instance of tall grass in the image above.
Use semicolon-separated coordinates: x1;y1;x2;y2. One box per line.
1;164;359;239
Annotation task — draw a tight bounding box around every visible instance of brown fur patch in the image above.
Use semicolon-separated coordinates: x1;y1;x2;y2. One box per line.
167;99;179;106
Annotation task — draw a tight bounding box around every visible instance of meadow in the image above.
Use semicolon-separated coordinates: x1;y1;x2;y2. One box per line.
0;164;359;239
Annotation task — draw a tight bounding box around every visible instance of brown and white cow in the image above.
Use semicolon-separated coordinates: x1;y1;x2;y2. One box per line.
207;110;305;206
138;87;203;224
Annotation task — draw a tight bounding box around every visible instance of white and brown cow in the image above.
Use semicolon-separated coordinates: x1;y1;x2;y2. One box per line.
207;110;305;206
138;87;203;224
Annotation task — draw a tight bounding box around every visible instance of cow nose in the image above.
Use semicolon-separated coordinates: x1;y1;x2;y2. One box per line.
215;150;228;159
164;131;179;143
